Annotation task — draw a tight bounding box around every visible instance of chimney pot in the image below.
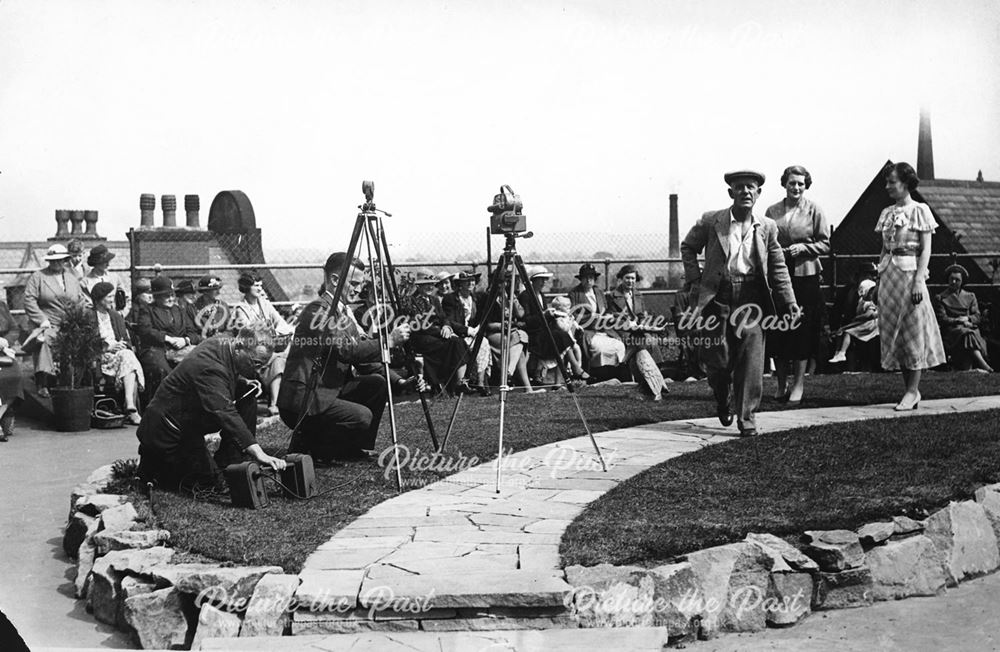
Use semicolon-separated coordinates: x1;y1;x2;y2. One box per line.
84;210;99;237
55;209;70;237
184;194;200;228
977;170;984;182
70;210;85;235
140;194;155;227
162;194;177;227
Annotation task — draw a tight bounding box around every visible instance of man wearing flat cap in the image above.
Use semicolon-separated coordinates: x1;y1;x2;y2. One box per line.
681;170;798;436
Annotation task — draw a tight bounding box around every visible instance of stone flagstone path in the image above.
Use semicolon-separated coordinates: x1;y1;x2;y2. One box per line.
291;395;1000;626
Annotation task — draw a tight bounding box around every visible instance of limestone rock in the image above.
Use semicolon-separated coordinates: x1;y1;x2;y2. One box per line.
744;533;819;572
766;573;812;626
74;493;128;518
117;576;156;629
64;511;99;559
241;573;300;637
564;563;656;628
648;562;703;640
172;565;283;611
92;529;171;556
892;516;925;537
191;603;242;649
86;464;116;489
150;562;223;588
857;522;894;548
924;501;999;584
974;485;1000;545
75;538;97;599
813;567;873;610
802;530;865;572
684;542;774;637
98;502;138;533
867;535;948;600
87;547;175;625
122;587;189;650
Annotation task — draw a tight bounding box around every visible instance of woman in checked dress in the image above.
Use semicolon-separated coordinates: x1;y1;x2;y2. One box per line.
875;162;946;410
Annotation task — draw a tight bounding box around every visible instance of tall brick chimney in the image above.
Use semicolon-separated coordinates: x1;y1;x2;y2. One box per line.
917;108;934;181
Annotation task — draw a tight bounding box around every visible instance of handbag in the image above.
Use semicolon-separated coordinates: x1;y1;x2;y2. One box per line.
114;288;128;311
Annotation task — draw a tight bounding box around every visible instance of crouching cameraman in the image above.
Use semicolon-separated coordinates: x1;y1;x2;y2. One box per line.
137;326;287;491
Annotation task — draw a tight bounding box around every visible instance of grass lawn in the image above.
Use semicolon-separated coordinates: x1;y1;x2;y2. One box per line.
136;371;1000;572
561;408;1000;568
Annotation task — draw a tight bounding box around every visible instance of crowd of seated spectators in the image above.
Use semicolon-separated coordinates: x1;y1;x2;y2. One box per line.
1;237;998;443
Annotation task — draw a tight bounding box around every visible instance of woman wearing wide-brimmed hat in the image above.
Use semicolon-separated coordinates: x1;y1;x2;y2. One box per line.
82;244;130;316
24;244;87;397
568;263;626;373
605;264;667;400
935;263;993;372
88;282;145;424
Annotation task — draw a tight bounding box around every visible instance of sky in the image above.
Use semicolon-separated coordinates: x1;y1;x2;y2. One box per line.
1;0;998;257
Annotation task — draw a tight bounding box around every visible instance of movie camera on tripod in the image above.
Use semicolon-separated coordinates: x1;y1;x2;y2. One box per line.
488;185;527;235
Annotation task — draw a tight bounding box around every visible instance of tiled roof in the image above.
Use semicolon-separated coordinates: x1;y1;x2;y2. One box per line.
916;179;1000;262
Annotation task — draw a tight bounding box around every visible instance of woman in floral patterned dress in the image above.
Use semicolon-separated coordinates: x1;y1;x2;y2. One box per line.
875;162;946;410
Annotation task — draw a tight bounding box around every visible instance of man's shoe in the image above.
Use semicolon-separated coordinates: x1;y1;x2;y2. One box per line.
739;429;759;437
717;406;733;427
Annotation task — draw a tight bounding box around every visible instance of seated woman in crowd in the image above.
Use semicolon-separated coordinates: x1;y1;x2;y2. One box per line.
231;273;295;415
88;282;145;425
935;264;993;372
605;264;667;401
474;271;540;393
567;263;626;374
442;270;492;396
136;276;201;401
829;279;878;364
399;271;474;395
519;266;581;385
24;244;87;398
0;300;24;441
192;275;229;338
548;295;589;380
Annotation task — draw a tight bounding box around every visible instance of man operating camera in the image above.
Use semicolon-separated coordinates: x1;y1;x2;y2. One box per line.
137;325;287;492
277;252;412;462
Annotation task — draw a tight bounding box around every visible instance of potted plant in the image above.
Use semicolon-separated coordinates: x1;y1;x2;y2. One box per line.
50;303;105;432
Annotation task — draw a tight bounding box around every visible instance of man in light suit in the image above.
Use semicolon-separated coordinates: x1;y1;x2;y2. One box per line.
681;170;798;436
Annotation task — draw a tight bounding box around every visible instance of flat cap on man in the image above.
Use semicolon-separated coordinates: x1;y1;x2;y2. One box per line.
723;169;766;187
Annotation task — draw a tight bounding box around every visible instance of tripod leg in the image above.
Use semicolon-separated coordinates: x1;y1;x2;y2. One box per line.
363;217;403;491
512;254;606;472
496;252;519;493
440;257;508;453
373;216;440;452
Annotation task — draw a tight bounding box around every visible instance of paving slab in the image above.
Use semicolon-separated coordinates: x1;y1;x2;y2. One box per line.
292;395;1000;635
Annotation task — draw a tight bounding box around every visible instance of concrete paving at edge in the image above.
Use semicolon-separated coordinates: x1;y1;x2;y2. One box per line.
0;417;137;649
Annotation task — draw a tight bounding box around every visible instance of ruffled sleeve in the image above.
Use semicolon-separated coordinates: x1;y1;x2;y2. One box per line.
909;203;938;232
874;207;891;232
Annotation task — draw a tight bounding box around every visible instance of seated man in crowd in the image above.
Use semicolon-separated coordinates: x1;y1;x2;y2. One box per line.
136;326;287;491
277;252;412;462
136;276;202;400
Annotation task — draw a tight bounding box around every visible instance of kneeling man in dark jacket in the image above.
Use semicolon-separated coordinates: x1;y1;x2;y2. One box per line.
137;326;287;490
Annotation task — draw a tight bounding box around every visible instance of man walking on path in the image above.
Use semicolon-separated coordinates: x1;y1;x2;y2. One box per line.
681;169;799;436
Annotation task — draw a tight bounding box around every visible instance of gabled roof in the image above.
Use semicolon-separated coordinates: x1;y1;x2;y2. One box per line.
914;179;1000;257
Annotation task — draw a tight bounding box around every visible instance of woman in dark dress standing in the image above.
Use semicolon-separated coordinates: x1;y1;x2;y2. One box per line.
765;165;830;404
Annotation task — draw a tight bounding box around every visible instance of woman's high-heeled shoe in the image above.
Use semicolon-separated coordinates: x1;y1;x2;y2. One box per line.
894;392;921;411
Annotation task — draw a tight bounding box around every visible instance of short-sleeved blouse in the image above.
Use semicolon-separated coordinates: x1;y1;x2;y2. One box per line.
875;202;937;275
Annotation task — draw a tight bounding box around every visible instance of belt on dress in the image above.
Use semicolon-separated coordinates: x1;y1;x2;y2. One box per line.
890;248;918;256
